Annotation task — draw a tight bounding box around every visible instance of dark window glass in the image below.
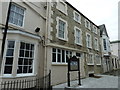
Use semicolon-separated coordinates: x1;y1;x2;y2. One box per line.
29;59;33;65
19;50;24;57
57;54;61;62
8;41;15;48
17;66;22;74
62;50;65;62
26;43;30;50
20;42;25;49
6;49;14;56
25;51;29;57
28;66;32;73
24;59;28;65
23;66;28;73
76;53;81;57
5;57;13;65
52;53;56;62
18;58;23;65
4;66;12;74
31;44;34;50
52;48;56;52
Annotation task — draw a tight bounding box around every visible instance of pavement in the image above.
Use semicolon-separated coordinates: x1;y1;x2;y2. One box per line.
53;74;119;89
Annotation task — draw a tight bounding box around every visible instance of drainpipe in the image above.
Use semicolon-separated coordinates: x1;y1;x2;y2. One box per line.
44;0;51;76
0;0;12;74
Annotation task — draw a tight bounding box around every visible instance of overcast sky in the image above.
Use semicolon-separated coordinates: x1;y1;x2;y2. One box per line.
68;0;119;41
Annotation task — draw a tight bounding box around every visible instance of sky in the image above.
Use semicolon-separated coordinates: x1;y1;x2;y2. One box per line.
68;0;119;41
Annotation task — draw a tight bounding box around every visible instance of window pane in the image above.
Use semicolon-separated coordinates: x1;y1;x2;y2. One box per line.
8;41;15;48
28;66;32;73
26;43;30;50
24;59;28;65
57;54;61;62
29;59;33;65
31;44;34;50
20;42;25;49
62;50;65;62
18;58;23;65
25;51;29;57
5;57;13;65
6;49;14;56
17;66;22;74
52;53;56;62
4;66;12;74
23;66;28;73
52;48;56;52
76;53;81;57
19;50;24;57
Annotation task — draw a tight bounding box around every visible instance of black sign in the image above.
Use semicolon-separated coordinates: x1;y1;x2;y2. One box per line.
68;56;79;71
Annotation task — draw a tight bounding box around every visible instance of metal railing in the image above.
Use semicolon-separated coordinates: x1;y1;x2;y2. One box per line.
0;71;52;90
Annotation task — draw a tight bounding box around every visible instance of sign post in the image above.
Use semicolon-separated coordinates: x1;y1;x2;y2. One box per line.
67;56;81;87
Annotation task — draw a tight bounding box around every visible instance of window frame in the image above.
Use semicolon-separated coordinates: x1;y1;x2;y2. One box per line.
103;39;107;50
87;53;94;65
8;3;25;27
95;54;101;65
52;48;72;64
74;26;82;46
94;37;99;50
93;25;98;34
56;17;68;41
56;1;68;15
73;10;81;24
3;40;36;77
85;19;91;30
86;33;92;48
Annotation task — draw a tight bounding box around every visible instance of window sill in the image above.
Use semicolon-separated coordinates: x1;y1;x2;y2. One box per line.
58;37;68;42
74;20;81;24
1;74;36;78
76;43;82;46
87;63;94;65
96;64;101;66
52;63;67;66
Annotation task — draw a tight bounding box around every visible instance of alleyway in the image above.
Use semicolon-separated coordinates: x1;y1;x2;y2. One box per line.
53;69;120;89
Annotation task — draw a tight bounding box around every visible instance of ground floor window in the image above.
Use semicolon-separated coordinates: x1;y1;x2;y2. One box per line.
52;48;72;63
95;54;101;65
4;40;35;75
87;54;94;65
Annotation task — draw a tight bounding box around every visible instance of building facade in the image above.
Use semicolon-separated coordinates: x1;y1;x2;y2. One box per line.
0;0;103;86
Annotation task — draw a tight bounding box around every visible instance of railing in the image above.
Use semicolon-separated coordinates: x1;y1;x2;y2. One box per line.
0;71;52;90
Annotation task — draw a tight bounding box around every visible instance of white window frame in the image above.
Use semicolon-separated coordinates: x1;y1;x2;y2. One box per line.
85;19;91;30
93;25;98;34
87;53;94;65
3;40;36;77
86;33;92;48
73;10;81;24
9;3;25;27
56;17;68;41
94;37;99;50
56;1;68;15
95;54;101;65
52;48;72;64
74;26;82;46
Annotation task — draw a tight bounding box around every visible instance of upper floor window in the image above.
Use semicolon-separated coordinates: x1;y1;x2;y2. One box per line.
86;33;91;48
74;26;82;45
103;39;107;50
56;17;68;41
9;3;25;27
73;11;81;23
56;1;67;15
85;19;91;30
93;25;97;34
94;38;98;50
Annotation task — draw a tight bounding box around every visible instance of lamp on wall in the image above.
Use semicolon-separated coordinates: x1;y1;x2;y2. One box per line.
35;27;40;32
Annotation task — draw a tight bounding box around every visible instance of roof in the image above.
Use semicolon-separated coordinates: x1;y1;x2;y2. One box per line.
65;1;99;28
110;40;120;44
98;24;109;37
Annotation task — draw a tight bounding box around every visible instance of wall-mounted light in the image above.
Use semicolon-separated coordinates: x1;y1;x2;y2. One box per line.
35;27;40;32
